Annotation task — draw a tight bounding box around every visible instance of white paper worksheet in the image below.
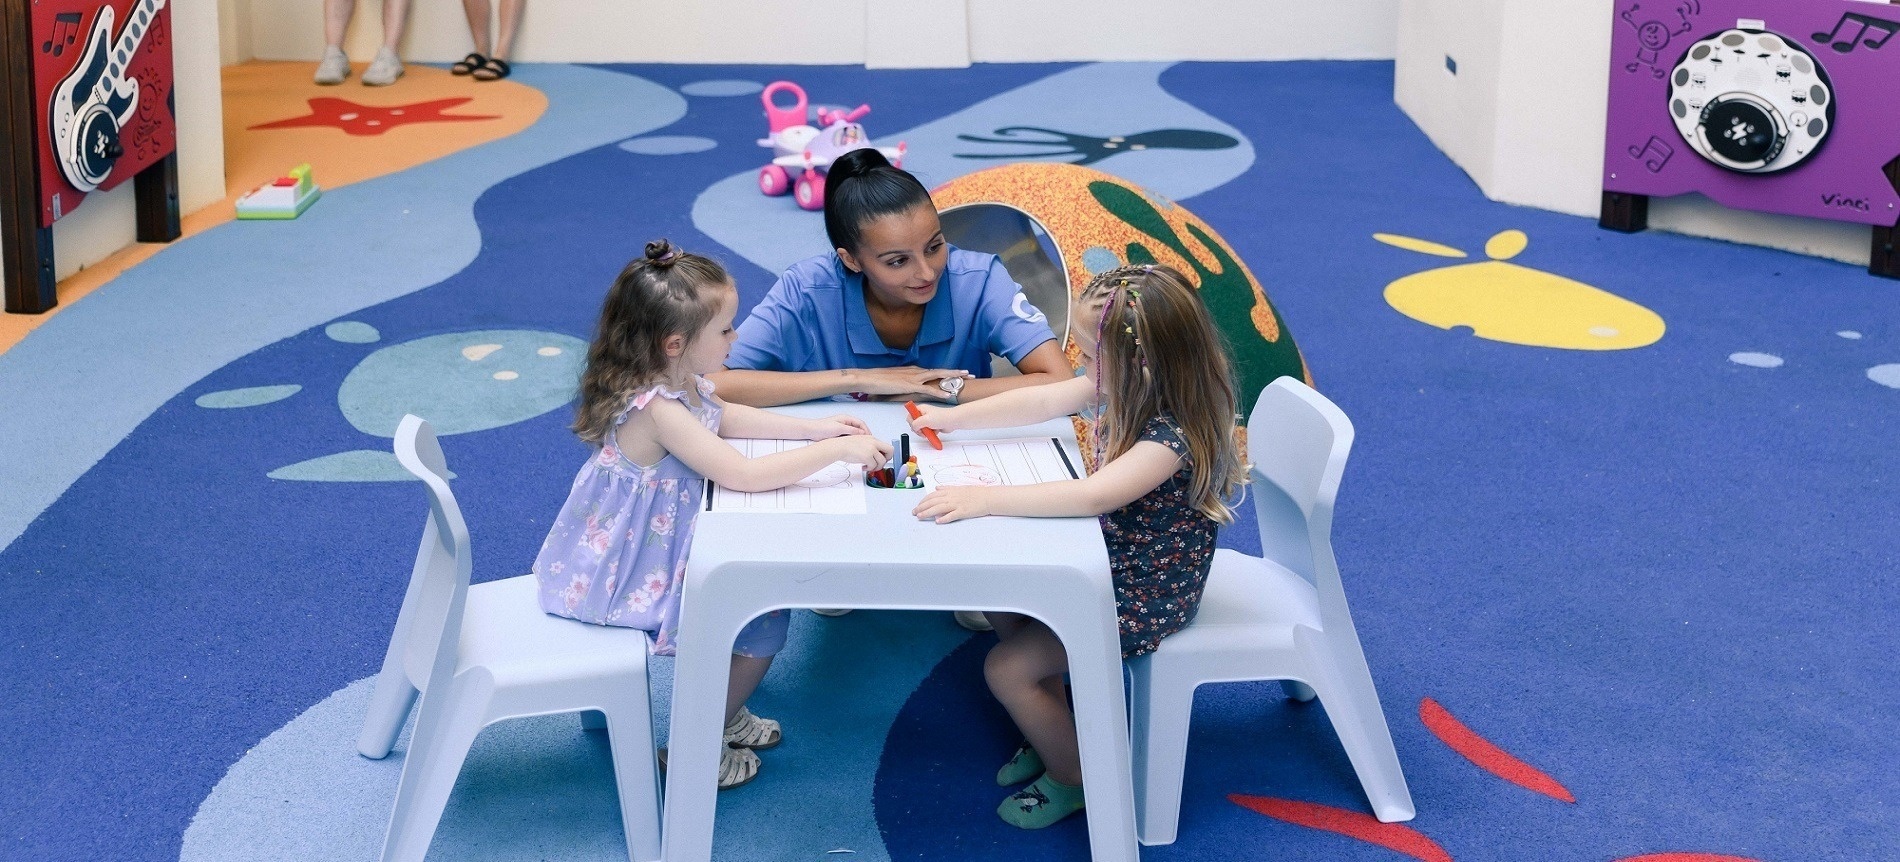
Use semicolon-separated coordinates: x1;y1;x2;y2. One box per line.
706;439;867;514
913;436;1081;487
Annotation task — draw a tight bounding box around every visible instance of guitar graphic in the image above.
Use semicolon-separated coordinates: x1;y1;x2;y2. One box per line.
48;0;168;193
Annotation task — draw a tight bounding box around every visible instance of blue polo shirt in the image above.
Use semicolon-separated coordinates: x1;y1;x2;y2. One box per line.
727;247;1056;375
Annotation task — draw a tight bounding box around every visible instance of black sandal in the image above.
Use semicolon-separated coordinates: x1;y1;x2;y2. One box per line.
450;52;486;75
472;57;511;81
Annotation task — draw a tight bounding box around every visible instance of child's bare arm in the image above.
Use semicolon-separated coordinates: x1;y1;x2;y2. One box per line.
912;440;1179;524
718;400;872;441
910;374;1096;436
649;398;889;492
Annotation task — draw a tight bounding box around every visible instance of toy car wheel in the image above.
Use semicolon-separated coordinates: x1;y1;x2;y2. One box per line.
759;165;792;196
795;171;826;211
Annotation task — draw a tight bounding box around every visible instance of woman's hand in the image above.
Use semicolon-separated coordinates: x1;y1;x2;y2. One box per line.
818;434;892;471
847;366;973;399
913;486;996;524
803;414;872;440
907;403;959;435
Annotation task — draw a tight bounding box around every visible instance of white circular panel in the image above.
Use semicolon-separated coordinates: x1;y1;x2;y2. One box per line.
1668;28;1834;174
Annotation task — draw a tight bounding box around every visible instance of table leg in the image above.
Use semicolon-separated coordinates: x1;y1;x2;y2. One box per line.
660;596;741;862
1045;604;1140;862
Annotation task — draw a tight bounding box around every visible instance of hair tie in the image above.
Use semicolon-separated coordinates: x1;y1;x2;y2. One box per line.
658;251;677;262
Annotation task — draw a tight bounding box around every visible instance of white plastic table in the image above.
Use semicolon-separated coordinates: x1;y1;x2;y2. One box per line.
662;402;1136;862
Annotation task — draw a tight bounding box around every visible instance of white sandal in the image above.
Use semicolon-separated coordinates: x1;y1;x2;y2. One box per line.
718;744;761;789
723;705;782;750
658;744;762;790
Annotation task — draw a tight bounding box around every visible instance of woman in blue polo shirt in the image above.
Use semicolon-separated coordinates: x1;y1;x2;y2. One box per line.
711;149;1070;408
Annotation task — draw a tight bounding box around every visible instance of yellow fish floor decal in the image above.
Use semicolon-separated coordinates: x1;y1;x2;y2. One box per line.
1375;230;1665;350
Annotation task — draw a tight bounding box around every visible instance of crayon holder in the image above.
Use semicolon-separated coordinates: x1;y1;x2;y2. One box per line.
865;466;923;490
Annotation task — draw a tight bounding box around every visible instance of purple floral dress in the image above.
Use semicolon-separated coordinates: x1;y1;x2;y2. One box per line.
1103;415;1218;659
533;375;789;658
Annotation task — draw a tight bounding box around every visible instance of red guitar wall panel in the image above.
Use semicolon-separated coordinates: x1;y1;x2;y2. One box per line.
31;0;177;226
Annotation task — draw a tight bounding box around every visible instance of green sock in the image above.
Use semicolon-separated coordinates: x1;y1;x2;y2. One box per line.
996;742;1044;786
997;772;1085;829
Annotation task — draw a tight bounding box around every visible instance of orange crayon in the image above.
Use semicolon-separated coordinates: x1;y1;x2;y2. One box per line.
904;401;943;449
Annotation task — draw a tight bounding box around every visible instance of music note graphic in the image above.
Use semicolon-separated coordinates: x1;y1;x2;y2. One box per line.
1812;11;1899;54
40;12;82;57
1628;135;1676;172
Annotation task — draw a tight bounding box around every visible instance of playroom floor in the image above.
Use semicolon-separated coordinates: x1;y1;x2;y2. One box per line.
1;60;1894;862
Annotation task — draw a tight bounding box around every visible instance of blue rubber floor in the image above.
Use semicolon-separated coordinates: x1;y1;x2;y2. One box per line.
1;61;1894;862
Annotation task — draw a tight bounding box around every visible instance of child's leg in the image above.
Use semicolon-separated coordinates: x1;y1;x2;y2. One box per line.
983;619;1080;785
722;610;788;749
726;653;772;723
986;611;1037;641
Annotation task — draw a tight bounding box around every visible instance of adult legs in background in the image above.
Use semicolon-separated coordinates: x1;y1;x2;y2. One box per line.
463;0;525;80
315;0;357;83
362;0;412;85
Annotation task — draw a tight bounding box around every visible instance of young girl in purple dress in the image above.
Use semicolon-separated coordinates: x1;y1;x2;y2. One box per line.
908;264;1246;828
534;240;891;788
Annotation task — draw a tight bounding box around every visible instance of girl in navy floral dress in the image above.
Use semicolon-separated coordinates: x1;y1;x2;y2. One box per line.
909;264;1245;829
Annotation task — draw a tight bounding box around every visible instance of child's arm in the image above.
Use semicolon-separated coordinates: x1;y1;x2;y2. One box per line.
647;398;890;493
911;440;1180;524
718;399;871;441
909;373;1097;436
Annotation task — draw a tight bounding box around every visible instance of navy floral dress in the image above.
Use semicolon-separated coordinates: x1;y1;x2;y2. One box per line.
1101;415;1218;658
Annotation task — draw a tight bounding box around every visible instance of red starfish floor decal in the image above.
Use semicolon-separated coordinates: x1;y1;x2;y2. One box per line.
249;97;500;137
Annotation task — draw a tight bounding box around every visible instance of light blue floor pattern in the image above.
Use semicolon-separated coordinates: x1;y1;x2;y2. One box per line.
183;610;975;861
0;64;684;553
693;62;1255;277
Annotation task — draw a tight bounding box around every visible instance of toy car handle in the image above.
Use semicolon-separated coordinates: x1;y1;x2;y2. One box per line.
762;81;808;134
816;104;871;127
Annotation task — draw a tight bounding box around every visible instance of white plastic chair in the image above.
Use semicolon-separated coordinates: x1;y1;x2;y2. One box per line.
1127;378;1415;845
357;415;662;862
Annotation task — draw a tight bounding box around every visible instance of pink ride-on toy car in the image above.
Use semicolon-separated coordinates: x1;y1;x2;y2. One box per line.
756;81;907;211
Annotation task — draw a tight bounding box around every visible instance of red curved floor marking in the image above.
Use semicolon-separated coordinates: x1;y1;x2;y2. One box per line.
1419;697;1576;803
1615;855;1763;862
1228;794;1452;862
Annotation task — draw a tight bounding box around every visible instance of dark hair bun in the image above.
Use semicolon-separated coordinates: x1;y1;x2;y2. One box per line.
828;148;894;189
644;239;678;266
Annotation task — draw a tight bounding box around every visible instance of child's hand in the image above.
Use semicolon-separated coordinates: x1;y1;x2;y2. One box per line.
821;434;892;471
908;403;956;435
913;486;995;524
804;414;871;440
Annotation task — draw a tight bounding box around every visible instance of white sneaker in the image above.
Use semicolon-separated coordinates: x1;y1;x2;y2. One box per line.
811;608;852;617
954;610;994;632
314;46;350;85
361;48;404;86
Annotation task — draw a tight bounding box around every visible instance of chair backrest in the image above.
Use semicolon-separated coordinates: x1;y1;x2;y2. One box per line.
1245;378;1360;642
389;415;473;691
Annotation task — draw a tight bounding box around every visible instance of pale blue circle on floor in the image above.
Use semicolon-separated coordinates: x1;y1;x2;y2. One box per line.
681;80;763;97
338;330;587;438
326;322;382;344
619;135;718;155
1868;364;1900;388
181;611;973;862
268;449;456;483
1729;352;1783;368
1838;330;1863;339
1082;246;1120;274
196;384;302;409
